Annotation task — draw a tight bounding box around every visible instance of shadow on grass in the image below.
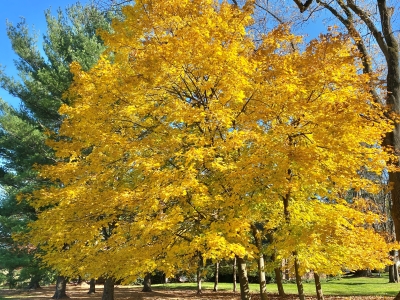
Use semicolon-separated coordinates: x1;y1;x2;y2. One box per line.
153;285;196;290
327;282;377;285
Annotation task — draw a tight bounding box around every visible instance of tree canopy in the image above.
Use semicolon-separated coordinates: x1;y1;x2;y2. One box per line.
21;0;396;287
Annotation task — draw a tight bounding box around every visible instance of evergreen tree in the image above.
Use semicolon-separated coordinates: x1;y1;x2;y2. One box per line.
0;2;111;288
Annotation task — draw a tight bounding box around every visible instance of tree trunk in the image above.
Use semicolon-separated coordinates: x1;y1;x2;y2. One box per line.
213;262;219;292
389;250;399;283
7;268;15;289
27;275;41;289
389;264;396;283
382;0;400;243
294;254;305;300
52;276;68;299
101;278;114;300
142;273;152;292
196;252;203;294
314;273;324;300
257;254;267;300
233;256;237;292
392;173;400;244
274;267;285;297
237;256;251;300
251;223;267;300
87;278;96;294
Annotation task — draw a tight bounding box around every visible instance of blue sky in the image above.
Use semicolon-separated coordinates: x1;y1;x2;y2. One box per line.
0;0;326;109
3;1;394;110
0;0;89;108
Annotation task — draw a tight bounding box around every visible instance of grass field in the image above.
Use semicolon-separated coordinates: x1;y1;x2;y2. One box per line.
152;274;400;297
0;274;399;299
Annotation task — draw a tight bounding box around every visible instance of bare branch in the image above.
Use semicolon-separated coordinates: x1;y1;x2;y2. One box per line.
317;1;374;75
91;0;133;12
255;2;285;24
253;2;298;51
317;0;381;103
347;0;389;62
293;0;314;12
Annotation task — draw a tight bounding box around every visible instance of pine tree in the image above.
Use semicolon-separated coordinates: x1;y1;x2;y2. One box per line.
0;3;111;289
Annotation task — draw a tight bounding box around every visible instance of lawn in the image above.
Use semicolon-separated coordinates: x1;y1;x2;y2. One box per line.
152;274;400;297
0;274;399;299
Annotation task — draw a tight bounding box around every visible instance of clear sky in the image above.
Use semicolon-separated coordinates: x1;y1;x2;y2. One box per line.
0;0;89;108
0;0;326;109
3;1;396;110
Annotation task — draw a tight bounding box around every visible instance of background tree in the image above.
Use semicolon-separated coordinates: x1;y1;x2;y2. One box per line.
288;0;400;244
0;2;111;291
252;0;400;240
93;0;134;12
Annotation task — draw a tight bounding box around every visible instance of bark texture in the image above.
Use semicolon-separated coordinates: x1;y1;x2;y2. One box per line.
233;257;237;292
294;254;305;300
237;256;251;300
380;0;400;243
251;224;267;300
314;273;324;300
274;267;285;297
257;254;268;300
213;262;219;292
101;278;114;300
196;253;203;294
87;279;96;294
142;273;153;292
389;264;396;282
52;276;68;299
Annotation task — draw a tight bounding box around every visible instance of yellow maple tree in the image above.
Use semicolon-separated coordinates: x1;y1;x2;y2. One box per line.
21;0;395;293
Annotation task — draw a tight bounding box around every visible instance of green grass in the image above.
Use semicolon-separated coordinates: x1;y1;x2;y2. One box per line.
152;274;400;297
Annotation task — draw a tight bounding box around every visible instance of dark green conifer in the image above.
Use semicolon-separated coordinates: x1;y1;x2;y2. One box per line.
0;3;111;289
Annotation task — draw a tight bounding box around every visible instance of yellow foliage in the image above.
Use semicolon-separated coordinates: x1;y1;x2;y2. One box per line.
21;0;394;281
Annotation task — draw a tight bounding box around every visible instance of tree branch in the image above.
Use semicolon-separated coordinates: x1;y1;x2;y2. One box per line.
254;2;285;24
377;0;400;111
317;1;373;74
347;0;389;62
293;0;314;12
317;0;381;103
